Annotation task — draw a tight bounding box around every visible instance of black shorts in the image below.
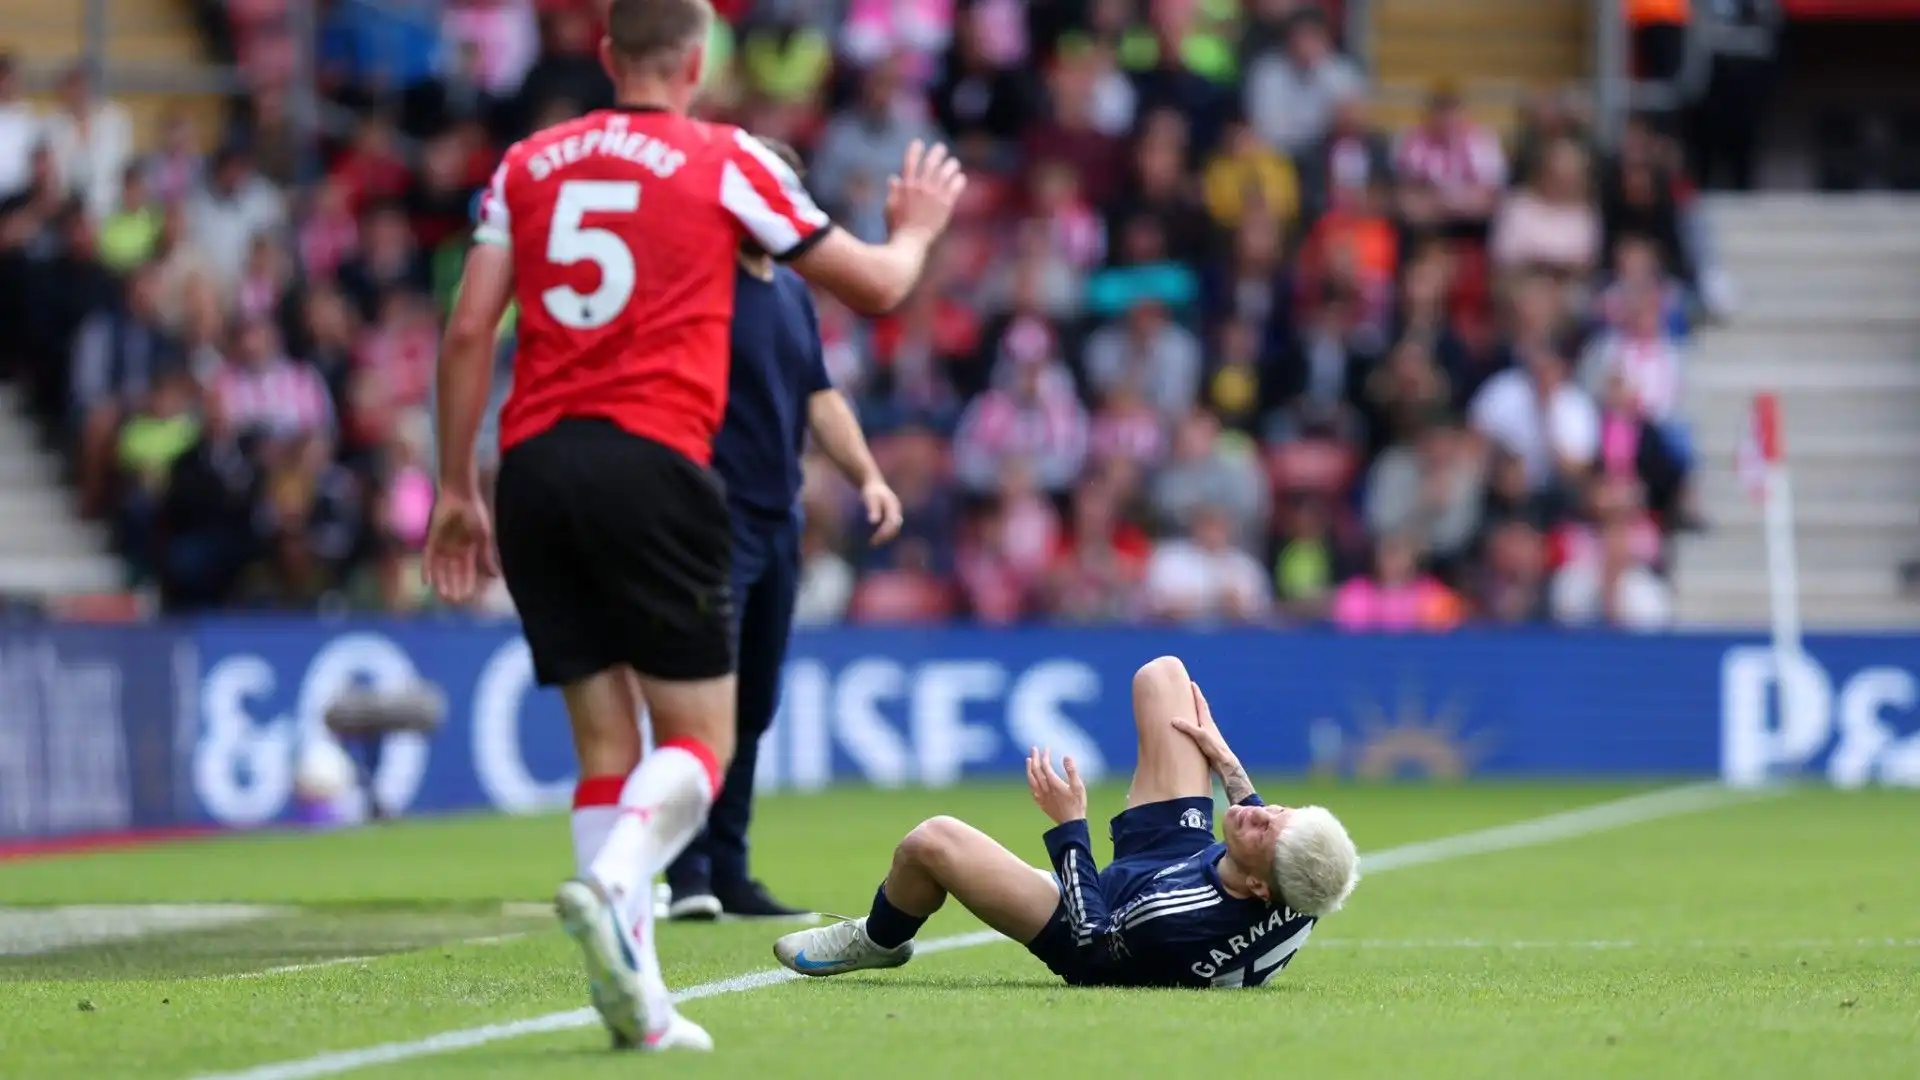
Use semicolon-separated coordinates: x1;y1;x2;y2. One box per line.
1024;798;1217;988
494;419;735;686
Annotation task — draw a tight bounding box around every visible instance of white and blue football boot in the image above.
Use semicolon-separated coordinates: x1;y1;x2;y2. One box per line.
773;916;914;978
554;877;712;1052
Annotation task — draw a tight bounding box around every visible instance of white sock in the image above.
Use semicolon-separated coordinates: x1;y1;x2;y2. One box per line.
586;740;720;1035
588;740;721;927
570;776;623;875
626;874;675;1033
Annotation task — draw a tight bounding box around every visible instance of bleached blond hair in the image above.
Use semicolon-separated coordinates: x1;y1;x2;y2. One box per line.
1269;805;1360;918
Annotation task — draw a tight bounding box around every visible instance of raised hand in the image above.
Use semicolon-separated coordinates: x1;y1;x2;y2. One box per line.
884;140;967;239
1025;747;1087;826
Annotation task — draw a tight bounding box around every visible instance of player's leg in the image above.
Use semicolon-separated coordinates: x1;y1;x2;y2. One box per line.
566;670;644;875
495;430;675;1050
1125;655;1213;808
493;430;638;877
876;816;1062;943
708;518;805;915
664;522;766;919
774;816;1061;976
557;434;737;1050
581;433;740;919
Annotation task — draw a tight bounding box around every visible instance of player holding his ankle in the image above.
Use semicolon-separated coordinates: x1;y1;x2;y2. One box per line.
425;0;964;1052
773;657;1360;989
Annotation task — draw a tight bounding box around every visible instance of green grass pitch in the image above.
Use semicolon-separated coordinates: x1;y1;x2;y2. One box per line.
3;781;1917;1079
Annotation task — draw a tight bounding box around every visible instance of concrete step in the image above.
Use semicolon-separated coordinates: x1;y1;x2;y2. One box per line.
1700;291;1920;325
1720;232;1920;262
0;487;78;522
0;513;107;554
1678;530;1920;570
1672;594;1920;630
1697;459;1920;504
0;556;124;596
1365;92;1518;139
1734;270;1920;307
1689;386;1920;434
1706;192;1920;224
0;449;63;487
1695;324;1920;355
1677;567;1906;602
1702;500;1917;531
1687;356;1920;393
1374;39;1588;82
1373;0;1589;31
0;416;45;449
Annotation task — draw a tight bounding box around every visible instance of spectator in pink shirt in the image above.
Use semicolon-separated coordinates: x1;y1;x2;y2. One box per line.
1491;137;1600;282
1331;533;1463;632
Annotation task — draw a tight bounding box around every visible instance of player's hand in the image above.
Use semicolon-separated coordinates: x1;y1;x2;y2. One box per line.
884;140;967;239
860;478;904;545
1191;682;1220;735
1026;747;1087;825
423;486;498;606
1171;694;1239;775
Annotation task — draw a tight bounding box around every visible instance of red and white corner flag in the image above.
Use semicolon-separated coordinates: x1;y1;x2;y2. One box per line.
1738;391;1782;502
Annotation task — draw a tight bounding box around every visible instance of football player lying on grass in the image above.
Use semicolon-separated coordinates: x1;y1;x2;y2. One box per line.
774;656;1359;988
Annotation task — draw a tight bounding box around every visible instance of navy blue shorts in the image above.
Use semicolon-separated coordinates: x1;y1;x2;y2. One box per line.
1024;797;1216;986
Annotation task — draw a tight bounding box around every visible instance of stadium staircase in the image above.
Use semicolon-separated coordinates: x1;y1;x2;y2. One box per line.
0;385;123;598
15;0;226;153
1675;195;1920;629
1365;0;1591;132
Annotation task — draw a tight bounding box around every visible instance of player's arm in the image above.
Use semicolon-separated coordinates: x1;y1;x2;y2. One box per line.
1172;685;1263;806
437;164;514;492
1026;749;1128;971
724;133;964;316
787;227;939;316
808;390;879;486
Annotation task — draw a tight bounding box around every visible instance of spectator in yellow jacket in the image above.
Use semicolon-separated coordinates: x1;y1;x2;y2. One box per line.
1202;121;1300;233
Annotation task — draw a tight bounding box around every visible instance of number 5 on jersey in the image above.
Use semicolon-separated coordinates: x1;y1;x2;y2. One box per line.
542;180;640;330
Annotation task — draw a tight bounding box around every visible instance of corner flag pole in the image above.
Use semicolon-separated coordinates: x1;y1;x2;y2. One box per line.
1752;392;1802;660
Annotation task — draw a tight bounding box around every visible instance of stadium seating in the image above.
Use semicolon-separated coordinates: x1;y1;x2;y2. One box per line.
1676;195;1920;627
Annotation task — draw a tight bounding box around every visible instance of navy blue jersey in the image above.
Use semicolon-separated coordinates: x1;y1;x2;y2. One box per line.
711;263;830;519
1035;795;1317;989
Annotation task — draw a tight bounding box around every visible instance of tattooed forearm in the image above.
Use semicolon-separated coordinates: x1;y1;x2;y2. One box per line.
1218;761;1257;804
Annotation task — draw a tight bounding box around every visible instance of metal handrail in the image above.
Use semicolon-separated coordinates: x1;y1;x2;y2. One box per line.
14;0;432;181
1591;0;1696;147
1345;0;1373;73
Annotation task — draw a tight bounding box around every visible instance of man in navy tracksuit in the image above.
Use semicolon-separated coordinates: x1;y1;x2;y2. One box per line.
665;140;901;919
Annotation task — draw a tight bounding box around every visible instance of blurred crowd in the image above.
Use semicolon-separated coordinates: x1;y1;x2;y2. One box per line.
0;0;1735;630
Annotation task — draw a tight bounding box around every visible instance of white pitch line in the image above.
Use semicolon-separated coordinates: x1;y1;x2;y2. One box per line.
232;934;531;980
190;781;1766;1080
1353;781;1753;874
0;904;288;957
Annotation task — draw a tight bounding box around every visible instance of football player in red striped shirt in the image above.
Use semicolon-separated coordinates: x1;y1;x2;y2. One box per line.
424;0;965;1053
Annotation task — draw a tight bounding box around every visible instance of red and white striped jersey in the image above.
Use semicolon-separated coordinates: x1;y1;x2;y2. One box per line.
1394;124;1508;193
213;359;335;440
475;107;833;464
1593;332;1682;422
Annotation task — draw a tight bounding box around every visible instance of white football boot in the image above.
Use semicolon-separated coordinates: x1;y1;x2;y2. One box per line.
773;916;914;977
553;878;713;1053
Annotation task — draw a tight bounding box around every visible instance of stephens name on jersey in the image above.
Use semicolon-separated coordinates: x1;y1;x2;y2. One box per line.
474;107;833;466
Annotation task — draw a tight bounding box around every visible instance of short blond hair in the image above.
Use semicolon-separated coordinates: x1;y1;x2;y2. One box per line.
1269;805;1359;917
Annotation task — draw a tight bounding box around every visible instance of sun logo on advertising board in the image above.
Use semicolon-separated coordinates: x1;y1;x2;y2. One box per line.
1308;678;1495;781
